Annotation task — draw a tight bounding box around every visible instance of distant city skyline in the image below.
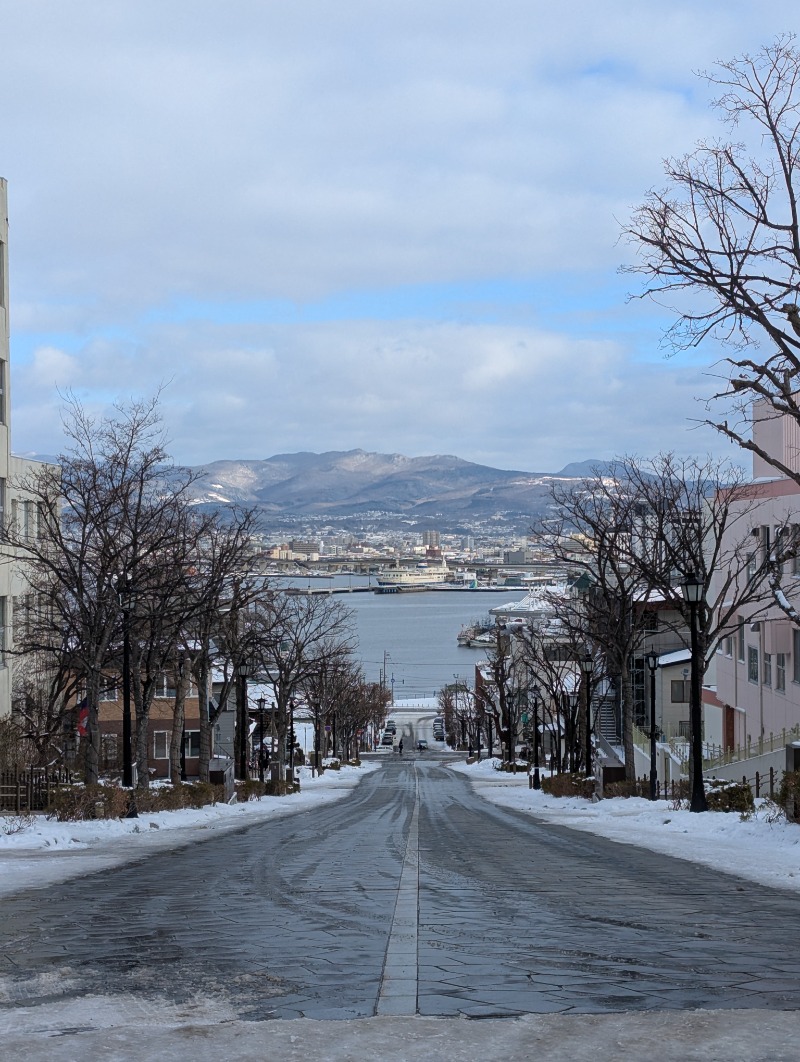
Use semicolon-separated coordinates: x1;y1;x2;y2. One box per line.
1;3;795;473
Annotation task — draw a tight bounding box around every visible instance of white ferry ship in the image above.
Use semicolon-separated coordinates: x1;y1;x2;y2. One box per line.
376;561;450;586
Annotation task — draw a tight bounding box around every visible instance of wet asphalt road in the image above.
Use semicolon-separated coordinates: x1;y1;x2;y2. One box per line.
2;758;800;1021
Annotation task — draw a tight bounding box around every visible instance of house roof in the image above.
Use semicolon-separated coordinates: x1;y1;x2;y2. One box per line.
658;648;691;668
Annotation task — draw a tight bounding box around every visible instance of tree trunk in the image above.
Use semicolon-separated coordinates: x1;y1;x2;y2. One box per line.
169;667;189;783
620;666;635;781
84;671;101;785
195;660;212;783
134;680;156;791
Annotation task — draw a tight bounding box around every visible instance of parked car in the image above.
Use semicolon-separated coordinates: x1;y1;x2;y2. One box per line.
385;720;397;734
416;739;428;751
381;732;394;746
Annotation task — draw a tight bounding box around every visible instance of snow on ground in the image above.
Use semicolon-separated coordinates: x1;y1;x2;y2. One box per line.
450;757;800;893
0;762;377;898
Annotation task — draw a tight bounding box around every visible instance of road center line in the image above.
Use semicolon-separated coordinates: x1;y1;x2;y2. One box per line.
376;766;419;1016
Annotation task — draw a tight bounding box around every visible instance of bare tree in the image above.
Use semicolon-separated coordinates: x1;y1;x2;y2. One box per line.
303;658;386;768
330;668;385;762
614;453;784;668
537;470;666;778
515;619;587;774
474;625;519;768
251;592;355;783
8;647;82;769
623;36;800;475
179;531;263;784
437;681;477;751
6;395;203;784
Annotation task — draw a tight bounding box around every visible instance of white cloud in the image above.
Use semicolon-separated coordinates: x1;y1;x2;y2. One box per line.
11;319;731;472
0;2;793;468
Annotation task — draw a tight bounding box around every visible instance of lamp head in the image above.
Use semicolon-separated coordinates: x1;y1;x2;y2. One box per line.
681;571;704;604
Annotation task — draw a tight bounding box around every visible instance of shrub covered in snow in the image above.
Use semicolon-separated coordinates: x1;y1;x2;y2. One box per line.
541;773;595;799
49;781;224;821
778;770;800;822
705;779;755;815
604;779;648;799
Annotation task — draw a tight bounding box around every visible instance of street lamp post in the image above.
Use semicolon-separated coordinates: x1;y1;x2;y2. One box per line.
116;574;134;793
288;698;296;779
531;684;541;790
681;572;708;813
115;573;138;817
236;659;252;781
580;652;593;777
178;654;187;782
568;690;579;772
646;648;659;801
520;690;530;786
257;696;266;783
313;702;322;775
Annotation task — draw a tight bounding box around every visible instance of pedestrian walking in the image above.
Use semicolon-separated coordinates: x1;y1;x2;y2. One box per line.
398;739;404;756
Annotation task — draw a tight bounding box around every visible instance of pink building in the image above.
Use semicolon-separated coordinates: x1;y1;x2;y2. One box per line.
714;403;800;749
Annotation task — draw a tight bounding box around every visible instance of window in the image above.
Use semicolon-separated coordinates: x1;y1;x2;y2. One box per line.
747;551;757;579
99;677;118;702
748;645;759;684
101;735;118;767
738;621;746;663
760;525;772;565
671;679;690;703
0;597;7;667
794;628;800;683
154;672;177;699
725;636;732;657
184;731;200;758
642;610;658;635
12;593;32;637
763;652;772;687
22;500;34;541
678;720;691;738
792;524;800;576
0;359;5;425
777;653;786;693
153;731;170;759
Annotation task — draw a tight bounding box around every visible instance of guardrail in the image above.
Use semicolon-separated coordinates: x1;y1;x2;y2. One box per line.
703;726;800;769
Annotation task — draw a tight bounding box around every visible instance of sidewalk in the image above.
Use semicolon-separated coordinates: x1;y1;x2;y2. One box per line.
4;1009;797;1062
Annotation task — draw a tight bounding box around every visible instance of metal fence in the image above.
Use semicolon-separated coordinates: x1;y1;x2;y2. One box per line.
703;726;800;769
632;722;800;771
0;767;73;813
626;769;780;802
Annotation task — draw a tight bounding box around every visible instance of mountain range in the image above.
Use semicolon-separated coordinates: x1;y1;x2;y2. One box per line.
186;450;604;532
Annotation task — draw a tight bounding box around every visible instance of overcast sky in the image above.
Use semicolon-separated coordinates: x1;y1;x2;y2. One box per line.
1;2;795;473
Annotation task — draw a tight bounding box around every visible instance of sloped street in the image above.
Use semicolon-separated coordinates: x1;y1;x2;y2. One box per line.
3;759;800;1024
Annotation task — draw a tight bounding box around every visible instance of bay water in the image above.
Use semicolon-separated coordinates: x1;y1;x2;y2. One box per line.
293;575;529;699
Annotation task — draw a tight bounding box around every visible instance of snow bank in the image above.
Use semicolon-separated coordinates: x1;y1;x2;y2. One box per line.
0;763;377;897
450;757;800;893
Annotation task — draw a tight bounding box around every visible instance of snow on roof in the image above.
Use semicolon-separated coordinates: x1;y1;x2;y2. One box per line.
658;648;691;667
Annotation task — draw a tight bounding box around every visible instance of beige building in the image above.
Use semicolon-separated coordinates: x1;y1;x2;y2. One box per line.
0;179;59;719
0;180;13;716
